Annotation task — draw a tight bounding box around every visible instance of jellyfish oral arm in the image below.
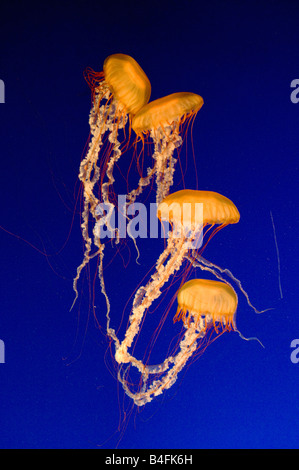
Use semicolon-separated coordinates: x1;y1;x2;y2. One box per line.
151;122;182;205
126;121;182;208
114;232;189;366
73;85;128;303
117;321;205;406
101;103;127;206
125;165;156;207
72;88;109;301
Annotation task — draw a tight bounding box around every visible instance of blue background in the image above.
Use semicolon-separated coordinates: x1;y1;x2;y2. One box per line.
0;0;298;449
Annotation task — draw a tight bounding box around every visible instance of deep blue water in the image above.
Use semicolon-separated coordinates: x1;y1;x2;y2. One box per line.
0;0;298;449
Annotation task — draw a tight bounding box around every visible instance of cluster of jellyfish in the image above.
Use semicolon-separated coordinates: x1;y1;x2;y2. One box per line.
73;54;261;406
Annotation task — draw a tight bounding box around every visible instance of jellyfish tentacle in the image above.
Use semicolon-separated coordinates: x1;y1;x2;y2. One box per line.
187;253;269;314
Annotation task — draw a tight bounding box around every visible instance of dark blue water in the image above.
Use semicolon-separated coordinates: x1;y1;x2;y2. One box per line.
0;0;298;449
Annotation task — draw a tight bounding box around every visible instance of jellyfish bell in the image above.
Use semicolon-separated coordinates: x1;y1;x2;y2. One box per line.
174;278;237;332
157;189;240;251
157;189;240;226
127;93;204;206
103;54;151;116
132;92;203;134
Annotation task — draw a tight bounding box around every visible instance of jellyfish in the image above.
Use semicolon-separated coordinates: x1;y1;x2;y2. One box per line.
83;53;151;205
111;189;239;403
72;53;151;305
117;279;238;406
127;92;204;207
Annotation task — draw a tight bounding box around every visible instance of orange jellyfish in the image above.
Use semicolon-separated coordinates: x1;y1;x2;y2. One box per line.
83;53;151;205
127;93;204;206
112;189;239;403
72;53;151;305
118;279;238;406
